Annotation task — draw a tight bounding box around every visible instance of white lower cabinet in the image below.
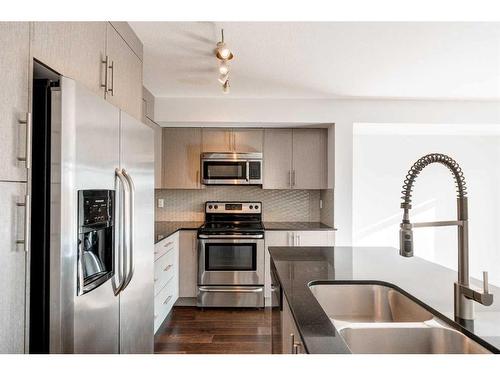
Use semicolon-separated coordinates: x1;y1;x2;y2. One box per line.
179;230;198;298
154;232;179;333
264;230;335;302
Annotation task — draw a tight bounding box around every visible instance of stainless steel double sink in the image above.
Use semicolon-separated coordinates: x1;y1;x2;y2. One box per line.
309;283;491;354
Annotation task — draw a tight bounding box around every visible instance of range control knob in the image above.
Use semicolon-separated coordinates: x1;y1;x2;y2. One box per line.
254;205;259;210
208;205;213;209
249;205;253;209
214;205;218;209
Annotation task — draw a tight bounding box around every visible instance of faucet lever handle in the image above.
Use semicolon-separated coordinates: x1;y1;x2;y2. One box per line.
483;271;489;294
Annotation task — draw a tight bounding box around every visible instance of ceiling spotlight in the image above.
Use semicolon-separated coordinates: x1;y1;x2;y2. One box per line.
223;80;230;94
219;60;229;75
218;73;229;84
215;29;233;60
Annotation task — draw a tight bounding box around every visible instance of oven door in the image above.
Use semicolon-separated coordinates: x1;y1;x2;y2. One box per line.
198;237;264;285
201;159;248;185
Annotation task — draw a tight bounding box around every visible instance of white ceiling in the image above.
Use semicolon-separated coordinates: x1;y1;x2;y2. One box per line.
130;22;500;100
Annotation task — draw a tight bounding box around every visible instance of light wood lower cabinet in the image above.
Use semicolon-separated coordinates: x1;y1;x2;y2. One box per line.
264;230;335;301
178;230;198;298
282;295;304;354
0;22;30;182
154;232;179;333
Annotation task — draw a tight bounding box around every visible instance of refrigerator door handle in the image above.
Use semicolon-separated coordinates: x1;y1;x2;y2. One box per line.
113;168;130;295
121;169;135;291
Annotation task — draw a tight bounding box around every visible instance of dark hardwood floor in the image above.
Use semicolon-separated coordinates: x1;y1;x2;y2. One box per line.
154;306;272;354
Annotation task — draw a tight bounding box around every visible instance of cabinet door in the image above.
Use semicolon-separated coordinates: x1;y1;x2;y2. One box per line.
0;182;27;353
106;23;143;120
179;231;198;298
201;128;232;152
264;231;291;300
162;128;202;189
32;22;106;97
294;230;335;247
0;22;30;182
292;129;327;189
263;129;293;189
234;129;263;152
282;296;304;354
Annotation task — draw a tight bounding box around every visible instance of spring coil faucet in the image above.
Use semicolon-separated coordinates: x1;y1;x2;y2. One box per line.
399;153;493;322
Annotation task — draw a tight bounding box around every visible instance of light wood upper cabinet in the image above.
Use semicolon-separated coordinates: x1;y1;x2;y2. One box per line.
201;128;232;152
0;22;30;182
105;23;143;121
263;128;327;190
292;129;327;189
162;128;202;189
263;129;293;189
32;22;107;97
201;128;263;153
234;129;263;152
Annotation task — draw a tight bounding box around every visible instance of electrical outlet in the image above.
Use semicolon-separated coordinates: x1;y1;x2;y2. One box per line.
158;198;164;208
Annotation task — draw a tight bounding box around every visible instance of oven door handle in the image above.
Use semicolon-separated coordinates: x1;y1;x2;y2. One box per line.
198;286;264;293
198;234;264;239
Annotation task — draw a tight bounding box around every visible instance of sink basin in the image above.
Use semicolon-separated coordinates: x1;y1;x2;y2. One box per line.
309;282;491;354
339;325;490;354
309;283;433;323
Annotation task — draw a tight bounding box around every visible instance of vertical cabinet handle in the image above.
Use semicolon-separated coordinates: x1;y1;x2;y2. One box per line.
17;112;32;169
292;170;296;187
288;170;292;188
16;194;31;253
101;55;109;92
290;333;295;353
108;60;115;96
293;343;301;354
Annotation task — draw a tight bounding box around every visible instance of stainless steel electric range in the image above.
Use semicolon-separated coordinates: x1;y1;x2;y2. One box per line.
197;201;265;308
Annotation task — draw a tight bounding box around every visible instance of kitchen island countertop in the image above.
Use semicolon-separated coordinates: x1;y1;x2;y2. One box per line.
269;246;500;354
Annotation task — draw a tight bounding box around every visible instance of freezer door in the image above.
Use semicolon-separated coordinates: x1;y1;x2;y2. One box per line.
54;77;120;353
119;111;154;353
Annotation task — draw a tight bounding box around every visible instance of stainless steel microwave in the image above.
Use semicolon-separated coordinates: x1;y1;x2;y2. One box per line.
201;152;263;185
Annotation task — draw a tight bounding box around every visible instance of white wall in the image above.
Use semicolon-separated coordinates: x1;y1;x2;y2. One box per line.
353;124;500;286
155;97;500;245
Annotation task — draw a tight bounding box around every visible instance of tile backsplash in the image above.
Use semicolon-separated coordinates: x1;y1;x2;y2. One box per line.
155;186;322;222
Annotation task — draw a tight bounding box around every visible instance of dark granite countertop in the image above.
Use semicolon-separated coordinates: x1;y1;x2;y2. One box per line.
264;222;335;231
155;221;203;243
269;246;500;354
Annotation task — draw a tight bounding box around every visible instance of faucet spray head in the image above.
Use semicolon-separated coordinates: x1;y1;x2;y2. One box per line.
399;223;414;257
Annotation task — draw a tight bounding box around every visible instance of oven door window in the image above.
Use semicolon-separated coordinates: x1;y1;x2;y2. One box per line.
205;243;257;271
204;161;247;180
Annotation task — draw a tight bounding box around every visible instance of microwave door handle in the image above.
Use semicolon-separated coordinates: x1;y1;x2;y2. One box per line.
121;169;135;290
113;168;129;295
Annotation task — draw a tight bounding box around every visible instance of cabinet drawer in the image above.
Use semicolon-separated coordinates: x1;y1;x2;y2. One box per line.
154;247;177;296
154;277;178;333
154;233;178;261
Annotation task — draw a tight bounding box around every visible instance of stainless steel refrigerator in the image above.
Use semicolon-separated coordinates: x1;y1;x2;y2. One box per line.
31;76;154;353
